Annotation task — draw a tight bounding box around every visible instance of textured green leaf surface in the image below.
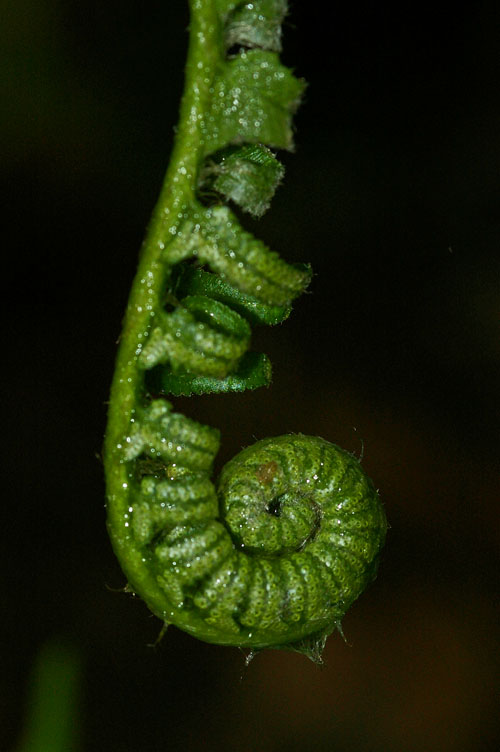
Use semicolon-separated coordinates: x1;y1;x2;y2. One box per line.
174;265;292;325
104;0;386;661
193;206;312;306
148;351;272;396
202;49;304;154
223;0;288;51
139;295;251;377
203;144;284;216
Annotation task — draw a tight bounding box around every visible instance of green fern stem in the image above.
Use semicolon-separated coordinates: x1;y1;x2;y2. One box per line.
104;0;387;660
105;2;221;620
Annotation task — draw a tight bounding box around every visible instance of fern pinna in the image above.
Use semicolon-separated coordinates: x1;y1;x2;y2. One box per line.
104;0;387;660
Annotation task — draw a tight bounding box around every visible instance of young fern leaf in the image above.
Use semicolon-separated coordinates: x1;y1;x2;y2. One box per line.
104;0;387;661
201;144;284;217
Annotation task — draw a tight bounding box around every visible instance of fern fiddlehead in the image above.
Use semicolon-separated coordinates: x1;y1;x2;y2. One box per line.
104;0;387;660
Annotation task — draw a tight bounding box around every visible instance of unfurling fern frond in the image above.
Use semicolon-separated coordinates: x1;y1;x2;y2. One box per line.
104;0;387;661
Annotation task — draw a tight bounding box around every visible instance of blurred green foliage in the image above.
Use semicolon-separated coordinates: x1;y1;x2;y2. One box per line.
15;641;81;752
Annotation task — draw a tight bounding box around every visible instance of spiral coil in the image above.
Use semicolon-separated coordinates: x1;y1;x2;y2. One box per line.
105;0;387;660
125;419;386;651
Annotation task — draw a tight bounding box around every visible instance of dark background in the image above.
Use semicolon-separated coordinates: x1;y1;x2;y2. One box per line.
3;0;499;750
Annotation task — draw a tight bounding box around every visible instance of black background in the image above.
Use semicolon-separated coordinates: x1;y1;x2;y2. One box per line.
3;1;500;750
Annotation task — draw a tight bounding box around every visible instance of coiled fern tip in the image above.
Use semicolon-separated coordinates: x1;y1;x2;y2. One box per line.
104;0;387;661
